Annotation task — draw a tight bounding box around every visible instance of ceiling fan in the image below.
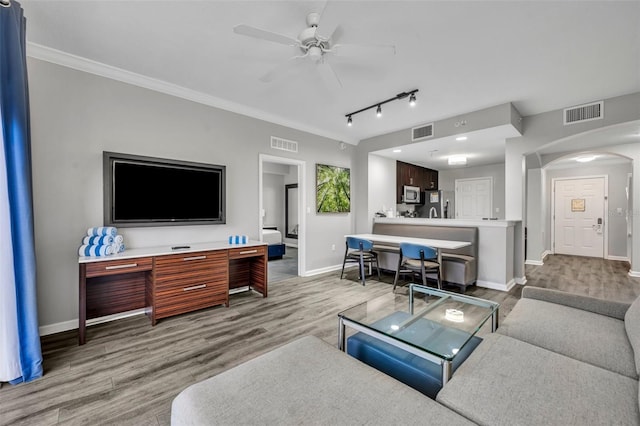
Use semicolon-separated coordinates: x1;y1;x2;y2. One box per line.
233;8;396;88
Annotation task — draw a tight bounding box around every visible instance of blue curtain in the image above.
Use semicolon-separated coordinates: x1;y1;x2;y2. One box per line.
0;0;43;384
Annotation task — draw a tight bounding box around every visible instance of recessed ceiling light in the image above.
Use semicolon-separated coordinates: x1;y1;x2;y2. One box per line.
393;149;402;153
448;156;467;165
575;155;597;163
456;136;468;141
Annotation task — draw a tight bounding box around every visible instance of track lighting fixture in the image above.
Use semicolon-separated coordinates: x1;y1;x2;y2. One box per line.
344;89;418;126
0;0;11;7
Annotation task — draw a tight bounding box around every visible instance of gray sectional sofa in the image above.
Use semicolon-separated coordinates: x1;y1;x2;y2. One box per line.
372;222;478;292
171;287;640;425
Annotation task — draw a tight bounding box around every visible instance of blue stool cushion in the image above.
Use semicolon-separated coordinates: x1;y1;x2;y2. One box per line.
346;312;482;399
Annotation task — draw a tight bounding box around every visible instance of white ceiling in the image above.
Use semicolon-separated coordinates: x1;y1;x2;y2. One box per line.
20;0;640;168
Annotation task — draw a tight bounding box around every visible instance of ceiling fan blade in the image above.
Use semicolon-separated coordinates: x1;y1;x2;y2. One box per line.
233;24;300;47
259;54;309;83
317;61;342;90
331;43;396;57
315;1;340;41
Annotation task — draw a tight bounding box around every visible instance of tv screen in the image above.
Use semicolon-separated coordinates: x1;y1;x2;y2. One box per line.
104;152;226;227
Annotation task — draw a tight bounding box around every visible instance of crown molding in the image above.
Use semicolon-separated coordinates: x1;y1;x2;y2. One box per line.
26;42;357;145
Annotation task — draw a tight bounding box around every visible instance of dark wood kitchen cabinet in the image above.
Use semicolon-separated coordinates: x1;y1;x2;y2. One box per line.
396;161;438;203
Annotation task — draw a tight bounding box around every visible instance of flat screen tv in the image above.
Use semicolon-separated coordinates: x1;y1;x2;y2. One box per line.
103;152;226;227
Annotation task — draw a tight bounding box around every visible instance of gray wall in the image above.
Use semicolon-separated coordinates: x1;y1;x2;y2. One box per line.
438;163;506;219
262;173;285;232
367;154;396;228
28;58;354;329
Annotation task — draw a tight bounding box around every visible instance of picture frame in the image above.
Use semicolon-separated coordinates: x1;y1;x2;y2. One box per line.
316;164;351;213
571;198;585;212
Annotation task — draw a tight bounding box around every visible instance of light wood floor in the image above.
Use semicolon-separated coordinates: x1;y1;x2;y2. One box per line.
2;255;639;425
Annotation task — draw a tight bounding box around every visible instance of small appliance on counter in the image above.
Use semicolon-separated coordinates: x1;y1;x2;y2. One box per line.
417;190;454;218
402;185;422;204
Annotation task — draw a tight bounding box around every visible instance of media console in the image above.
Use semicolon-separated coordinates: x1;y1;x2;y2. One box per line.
78;241;267;345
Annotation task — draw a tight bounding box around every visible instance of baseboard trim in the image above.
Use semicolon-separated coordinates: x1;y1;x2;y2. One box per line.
542;250;552;260
525;259;544;266
515;276;527;285
607;255;629;262
476;279;515;292
629;270;640;278
38;308;146;336
303;263;355;277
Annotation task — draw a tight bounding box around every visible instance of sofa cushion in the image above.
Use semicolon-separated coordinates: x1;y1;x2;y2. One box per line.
171;335;474;426
437;334;640;425
498;298;637;378
625;294;640;376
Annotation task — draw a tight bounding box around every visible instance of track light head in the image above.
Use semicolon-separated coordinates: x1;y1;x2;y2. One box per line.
409;93;416;107
376;105;382;118
0;0;11;7
347;116;352;126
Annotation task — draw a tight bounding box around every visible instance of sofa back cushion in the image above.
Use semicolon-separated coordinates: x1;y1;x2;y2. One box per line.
624;294;640;376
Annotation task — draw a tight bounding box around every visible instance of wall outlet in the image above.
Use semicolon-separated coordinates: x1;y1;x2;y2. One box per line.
331;244;336;251
495;207;500;213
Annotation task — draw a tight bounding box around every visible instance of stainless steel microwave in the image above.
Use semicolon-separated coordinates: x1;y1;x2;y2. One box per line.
403;185;421;203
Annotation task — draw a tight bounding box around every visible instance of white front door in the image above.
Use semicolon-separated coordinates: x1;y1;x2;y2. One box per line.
455;177;493;219
553;177;605;257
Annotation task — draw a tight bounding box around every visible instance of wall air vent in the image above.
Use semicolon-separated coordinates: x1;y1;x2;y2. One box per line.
270;136;298;153
563;101;604;125
411;123;434;141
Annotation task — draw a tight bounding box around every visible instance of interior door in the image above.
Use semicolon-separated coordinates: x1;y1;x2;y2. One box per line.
455;177;492;219
553;177;605;257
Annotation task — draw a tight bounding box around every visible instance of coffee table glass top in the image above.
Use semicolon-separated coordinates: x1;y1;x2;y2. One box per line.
338;285;499;361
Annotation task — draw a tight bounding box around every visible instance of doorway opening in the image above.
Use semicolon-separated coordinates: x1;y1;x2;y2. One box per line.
259;154;306;281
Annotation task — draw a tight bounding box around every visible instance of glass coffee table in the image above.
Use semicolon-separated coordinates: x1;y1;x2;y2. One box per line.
338;284;499;392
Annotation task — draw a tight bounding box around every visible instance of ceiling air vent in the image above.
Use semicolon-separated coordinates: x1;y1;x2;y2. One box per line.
411;123;434;141
563;101;604;125
270;136;298;153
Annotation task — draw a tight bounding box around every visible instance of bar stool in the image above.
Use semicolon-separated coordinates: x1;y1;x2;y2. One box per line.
340;237;380;286
393;242;441;292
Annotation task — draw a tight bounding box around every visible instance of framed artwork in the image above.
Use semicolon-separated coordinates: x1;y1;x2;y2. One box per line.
316;164;350;213
430;192;439;203
571;198;585;212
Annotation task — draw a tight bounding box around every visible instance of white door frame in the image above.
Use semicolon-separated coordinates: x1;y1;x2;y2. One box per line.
259;154;306;275
551;175;608;259
454;176;493;219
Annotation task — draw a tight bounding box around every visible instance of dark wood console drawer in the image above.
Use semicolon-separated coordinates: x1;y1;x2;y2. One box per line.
155;250;226;271
154;282;228;319
228;246;266;260
85;257;153;278
155;251;228;289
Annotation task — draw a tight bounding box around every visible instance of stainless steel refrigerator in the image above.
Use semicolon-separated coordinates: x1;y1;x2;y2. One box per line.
418;190;455;218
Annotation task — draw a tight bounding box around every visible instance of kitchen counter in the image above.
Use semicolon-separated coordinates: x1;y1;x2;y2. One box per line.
375;217;517;228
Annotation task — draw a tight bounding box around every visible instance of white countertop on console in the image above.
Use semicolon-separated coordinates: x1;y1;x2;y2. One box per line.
374;217;519;228
79;240;266;263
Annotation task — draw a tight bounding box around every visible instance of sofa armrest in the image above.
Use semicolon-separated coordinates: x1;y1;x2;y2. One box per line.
522;287;631;320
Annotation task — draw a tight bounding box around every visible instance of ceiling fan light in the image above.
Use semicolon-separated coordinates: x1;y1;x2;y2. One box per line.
409;93;416;107
448;156;467;165
376;105;382;118
347;116;353;126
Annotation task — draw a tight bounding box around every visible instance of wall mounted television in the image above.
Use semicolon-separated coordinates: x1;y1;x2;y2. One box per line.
103;152;226;227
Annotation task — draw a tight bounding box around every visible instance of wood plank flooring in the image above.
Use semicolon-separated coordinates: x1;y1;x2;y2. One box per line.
1;255;638;425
